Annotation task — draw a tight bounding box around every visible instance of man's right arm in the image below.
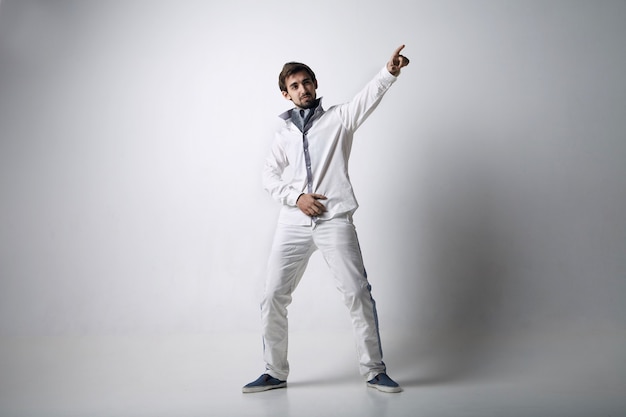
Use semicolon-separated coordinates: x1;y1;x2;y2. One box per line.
262;138;328;216
262;139;302;207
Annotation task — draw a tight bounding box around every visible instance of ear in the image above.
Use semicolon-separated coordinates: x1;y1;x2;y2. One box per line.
282;90;292;101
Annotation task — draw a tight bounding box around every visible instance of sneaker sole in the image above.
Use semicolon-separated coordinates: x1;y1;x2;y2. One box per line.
367;383;403;393
242;382;287;393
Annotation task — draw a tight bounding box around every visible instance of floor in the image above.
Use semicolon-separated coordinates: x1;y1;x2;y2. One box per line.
0;330;624;417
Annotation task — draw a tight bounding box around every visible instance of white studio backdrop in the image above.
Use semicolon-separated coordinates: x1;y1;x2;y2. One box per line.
0;0;624;364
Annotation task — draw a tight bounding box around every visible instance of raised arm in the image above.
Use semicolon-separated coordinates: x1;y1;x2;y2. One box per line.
337;45;410;131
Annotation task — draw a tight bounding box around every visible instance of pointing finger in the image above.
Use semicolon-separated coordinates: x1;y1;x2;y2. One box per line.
391;44;405;59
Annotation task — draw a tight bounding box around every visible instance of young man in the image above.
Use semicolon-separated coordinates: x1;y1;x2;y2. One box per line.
243;45;409;394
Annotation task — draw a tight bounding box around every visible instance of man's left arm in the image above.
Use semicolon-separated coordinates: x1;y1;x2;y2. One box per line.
338;45;410;131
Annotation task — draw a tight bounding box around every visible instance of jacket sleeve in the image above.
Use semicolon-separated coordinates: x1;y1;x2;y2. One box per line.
336;66;397;132
262;134;302;207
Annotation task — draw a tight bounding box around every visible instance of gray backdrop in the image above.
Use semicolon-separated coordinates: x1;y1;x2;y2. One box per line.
1;0;624;385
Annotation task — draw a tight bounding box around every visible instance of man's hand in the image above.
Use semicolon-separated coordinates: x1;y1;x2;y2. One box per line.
387;44;410;76
296;193;328;217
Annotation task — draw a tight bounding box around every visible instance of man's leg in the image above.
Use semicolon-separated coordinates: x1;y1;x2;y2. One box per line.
260;223;316;381
313;216;386;381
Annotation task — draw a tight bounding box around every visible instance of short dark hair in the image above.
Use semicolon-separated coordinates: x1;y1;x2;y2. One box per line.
278;62;317;92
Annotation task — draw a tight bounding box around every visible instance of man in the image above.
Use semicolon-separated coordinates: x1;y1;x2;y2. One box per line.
243;45;409;394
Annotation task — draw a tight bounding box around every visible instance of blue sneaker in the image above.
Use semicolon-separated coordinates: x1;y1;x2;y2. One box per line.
367;373;402;393
242;374;287;393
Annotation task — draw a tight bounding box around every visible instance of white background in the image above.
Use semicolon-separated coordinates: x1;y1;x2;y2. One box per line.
0;0;625;398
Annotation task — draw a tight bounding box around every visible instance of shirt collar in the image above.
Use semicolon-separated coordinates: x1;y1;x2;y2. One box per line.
279;98;324;121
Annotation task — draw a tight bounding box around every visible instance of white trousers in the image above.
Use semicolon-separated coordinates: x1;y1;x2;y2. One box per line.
260;215;387;381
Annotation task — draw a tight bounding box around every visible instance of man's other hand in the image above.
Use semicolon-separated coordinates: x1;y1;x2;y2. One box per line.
296;193;328;217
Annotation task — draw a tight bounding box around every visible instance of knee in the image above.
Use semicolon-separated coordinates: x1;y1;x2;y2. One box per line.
342;283;373;309
262;287;292;312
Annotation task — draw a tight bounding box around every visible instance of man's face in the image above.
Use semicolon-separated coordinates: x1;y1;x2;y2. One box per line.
282;71;318;109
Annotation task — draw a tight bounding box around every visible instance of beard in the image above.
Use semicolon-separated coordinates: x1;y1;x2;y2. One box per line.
297;94;317;109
